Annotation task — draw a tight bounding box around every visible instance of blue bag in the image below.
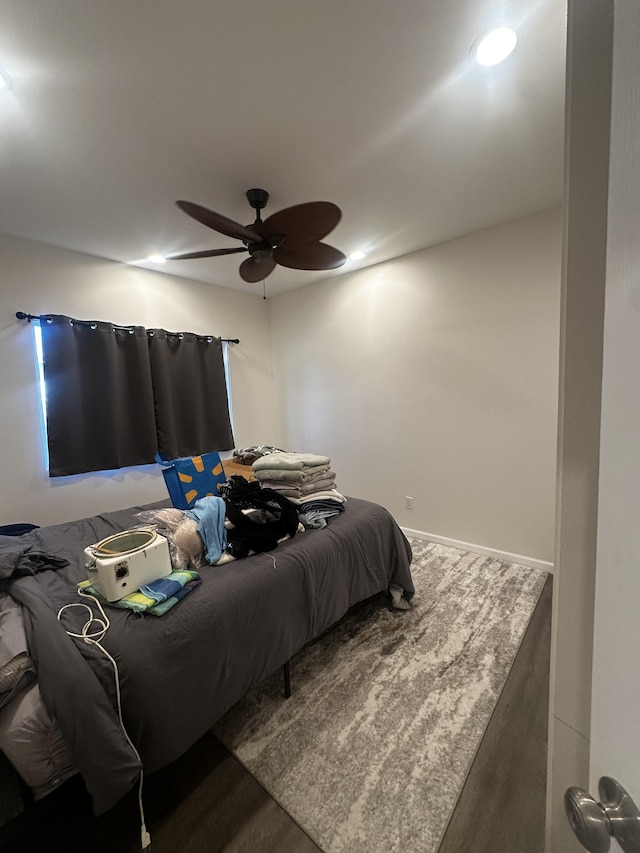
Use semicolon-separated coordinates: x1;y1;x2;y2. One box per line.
155;451;227;510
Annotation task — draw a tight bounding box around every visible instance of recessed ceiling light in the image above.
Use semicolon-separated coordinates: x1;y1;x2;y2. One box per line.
147;254;166;264
475;27;517;66
349;251;366;261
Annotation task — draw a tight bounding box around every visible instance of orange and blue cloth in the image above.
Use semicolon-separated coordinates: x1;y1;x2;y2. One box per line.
156;451;227;509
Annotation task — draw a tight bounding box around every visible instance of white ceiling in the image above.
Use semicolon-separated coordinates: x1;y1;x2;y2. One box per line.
0;1;566;296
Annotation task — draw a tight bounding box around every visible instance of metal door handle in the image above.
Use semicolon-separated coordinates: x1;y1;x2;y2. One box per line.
565;777;640;852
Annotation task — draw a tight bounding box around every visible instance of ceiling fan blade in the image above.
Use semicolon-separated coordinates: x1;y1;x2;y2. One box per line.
176;200;262;243
274;242;347;271
261;202;342;249
167;247;248;260
239;256;277;283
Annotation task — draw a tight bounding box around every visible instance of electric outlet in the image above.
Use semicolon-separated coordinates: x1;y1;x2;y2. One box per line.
404;496;414;510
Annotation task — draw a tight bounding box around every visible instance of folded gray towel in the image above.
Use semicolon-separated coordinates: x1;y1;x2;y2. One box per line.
259;476;337;496
252;452;331;472
254;465;330;484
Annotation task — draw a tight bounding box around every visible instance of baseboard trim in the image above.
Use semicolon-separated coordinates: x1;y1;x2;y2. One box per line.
400;527;554;574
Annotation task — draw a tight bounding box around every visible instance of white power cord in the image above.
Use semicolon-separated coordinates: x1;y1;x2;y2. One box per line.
57;590;151;849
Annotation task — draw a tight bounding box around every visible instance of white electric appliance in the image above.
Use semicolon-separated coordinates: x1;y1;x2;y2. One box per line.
84;528;172;601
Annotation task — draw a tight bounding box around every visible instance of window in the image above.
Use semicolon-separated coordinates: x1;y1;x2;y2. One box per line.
33;321;49;470
35;314;235;477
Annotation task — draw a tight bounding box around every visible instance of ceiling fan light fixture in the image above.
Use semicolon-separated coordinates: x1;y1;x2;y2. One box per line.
147;253;167;264
349;251;366;261
474;27;517;66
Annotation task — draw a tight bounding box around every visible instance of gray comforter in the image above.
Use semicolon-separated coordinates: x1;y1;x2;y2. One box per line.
0;497;413;814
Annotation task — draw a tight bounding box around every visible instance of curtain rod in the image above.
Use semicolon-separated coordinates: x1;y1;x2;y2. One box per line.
15;313;239;344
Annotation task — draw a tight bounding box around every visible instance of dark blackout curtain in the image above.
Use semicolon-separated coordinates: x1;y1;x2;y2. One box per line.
40;315;235;477
41;315;158;477
148;329;234;459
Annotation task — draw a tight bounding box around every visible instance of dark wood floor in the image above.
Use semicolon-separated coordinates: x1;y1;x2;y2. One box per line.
0;733;320;853
438;574;552;853
0;576;551;853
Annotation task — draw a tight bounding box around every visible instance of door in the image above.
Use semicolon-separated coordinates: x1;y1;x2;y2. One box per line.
588;0;640;830
551;2;640;851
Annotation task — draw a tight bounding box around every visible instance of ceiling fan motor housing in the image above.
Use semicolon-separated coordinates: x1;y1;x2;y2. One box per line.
248;242;274;260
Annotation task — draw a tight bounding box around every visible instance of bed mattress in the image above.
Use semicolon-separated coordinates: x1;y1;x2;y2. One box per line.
0;496;413;814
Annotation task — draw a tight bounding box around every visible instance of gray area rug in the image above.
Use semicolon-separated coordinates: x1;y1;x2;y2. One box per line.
213;538;548;852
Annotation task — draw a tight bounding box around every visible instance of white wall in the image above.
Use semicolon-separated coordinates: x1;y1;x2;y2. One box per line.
1;209;561;562
0;231;276;526
269;208;562;563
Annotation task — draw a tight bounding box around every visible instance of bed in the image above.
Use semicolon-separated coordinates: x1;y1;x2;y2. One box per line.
0;493;413;817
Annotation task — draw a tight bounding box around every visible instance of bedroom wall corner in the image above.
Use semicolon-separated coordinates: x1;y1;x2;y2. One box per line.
0;232;277;526
266;207;562;564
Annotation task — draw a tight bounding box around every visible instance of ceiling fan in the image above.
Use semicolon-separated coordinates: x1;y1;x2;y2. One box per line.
169;189;347;283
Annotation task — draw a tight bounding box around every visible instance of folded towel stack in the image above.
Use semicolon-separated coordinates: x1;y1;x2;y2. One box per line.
252;452;347;528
